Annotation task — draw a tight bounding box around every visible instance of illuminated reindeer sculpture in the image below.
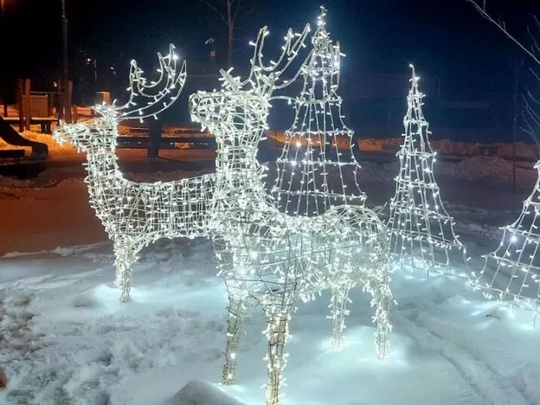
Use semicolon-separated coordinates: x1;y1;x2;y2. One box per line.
54;45;215;302
190;26;393;404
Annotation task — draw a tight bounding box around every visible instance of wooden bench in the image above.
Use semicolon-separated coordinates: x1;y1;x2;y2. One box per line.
0;149;25;164
117;135;216;150
31;117;58;134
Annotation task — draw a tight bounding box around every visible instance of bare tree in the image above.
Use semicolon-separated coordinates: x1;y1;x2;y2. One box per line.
466;0;540;146
466;1;540;65
201;0;256;67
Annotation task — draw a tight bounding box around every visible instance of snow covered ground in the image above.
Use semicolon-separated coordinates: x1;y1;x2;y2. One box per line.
1;148;540;404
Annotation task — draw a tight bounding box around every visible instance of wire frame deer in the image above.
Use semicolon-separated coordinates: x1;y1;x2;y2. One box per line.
53;45;215;302
189;26;393;405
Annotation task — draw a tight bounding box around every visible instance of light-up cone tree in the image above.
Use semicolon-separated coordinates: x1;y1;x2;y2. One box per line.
272;6;365;217
386;65;468;277
53;45;215;302
475;161;540;323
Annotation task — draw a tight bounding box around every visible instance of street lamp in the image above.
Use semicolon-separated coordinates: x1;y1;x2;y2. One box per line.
61;0;71;123
1;0;7;116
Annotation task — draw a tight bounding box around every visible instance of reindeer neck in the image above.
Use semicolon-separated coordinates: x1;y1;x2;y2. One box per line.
215;144;258;167
83;147;124;184
214;136;272;214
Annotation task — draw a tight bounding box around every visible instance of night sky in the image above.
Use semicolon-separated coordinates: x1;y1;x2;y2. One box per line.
2;0;539;96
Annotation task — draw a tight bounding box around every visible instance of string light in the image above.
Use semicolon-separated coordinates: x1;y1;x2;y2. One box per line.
272;6;366;217
190;20;392;405
386;65;468;277
473;160;540;325
53;45;215;302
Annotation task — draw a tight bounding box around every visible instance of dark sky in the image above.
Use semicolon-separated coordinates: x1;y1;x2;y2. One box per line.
2;0;539;94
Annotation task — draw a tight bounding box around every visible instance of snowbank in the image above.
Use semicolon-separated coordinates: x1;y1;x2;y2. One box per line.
2;120;536;162
171;380;246;405
267;131;538;160
0;130;77;155
363;137;538;160
1;241;540;405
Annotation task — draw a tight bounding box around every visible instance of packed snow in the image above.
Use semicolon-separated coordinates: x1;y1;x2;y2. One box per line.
1;146;540;404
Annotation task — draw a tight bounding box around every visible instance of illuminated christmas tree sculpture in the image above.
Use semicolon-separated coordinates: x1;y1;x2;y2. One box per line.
272;6;365;217
474;161;540;322
386;65;468;276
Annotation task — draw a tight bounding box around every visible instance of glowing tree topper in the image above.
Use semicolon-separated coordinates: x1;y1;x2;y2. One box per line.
53;45;215;302
190;22;392;405
272;6;365;217
386;65;468;277
474;160;540;324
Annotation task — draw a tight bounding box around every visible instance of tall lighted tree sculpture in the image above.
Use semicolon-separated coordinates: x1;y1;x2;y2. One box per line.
386;65;467;277
54;45;215;302
190;23;392;405
272;6;365;217
474;161;540;322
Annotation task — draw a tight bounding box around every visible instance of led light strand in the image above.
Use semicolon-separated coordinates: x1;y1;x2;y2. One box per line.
54;46;215;302
190;20;392;405
386;65;468;277
272;6;366;217
473;160;540;324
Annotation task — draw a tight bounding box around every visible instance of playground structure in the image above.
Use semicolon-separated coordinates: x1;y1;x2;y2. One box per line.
0;78;51;177
1;78;68;134
0;115;48;178
0;76;213;165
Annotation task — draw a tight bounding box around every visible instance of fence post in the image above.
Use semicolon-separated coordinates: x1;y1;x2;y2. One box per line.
148;118;162;160
16;79;24;132
24;78;31;130
66;80;73;124
72;104;78;123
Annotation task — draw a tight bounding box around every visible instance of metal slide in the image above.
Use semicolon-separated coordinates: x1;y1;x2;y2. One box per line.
0;116;48;159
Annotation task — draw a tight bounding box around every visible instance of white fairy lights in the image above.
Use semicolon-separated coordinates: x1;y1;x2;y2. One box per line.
474;161;540;323
272;6;366;217
117;45;183;122
386;65;468;276
190;21;392;405
53;46;215;302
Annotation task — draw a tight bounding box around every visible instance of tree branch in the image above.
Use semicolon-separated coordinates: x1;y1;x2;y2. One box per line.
468;1;540;150
201;0;228;25
233;0;241;21
522;89;540;148
529;15;540;56
522;67;540;148
466;0;540;66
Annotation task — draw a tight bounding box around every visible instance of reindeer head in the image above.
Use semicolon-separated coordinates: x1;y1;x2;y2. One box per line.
189;25;310;150
54;44;186;153
53;117;111;153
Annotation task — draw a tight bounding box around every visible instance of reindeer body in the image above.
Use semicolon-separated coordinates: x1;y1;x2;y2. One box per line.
54;48;215;301
55;114;214;301
190;27;392;403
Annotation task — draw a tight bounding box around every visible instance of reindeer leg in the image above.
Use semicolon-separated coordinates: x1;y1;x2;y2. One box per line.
113;241;123;289
222;293;247;385
264;308;290;405
371;276;393;359
330;283;352;349
114;241;138;302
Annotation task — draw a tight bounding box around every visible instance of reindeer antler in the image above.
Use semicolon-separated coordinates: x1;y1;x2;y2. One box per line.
93;44;186;122
218;24;310;98
250;24;311;97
